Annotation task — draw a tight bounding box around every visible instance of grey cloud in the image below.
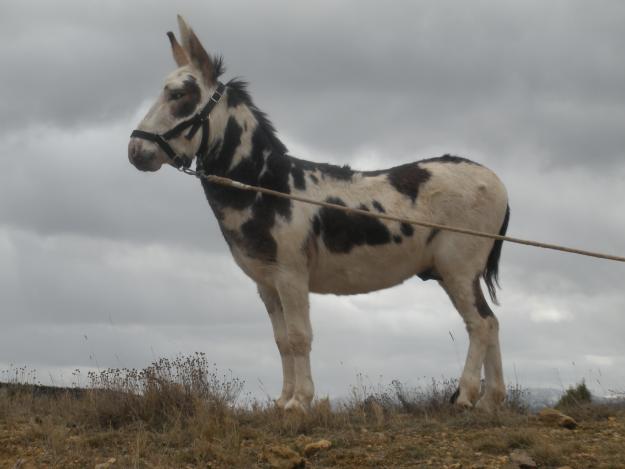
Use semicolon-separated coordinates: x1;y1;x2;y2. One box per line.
0;123;228;250
2;1;624;169
0;227;263;327
1;0;625;397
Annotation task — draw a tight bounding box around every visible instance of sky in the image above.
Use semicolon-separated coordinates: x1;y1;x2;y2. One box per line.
1;0;625;399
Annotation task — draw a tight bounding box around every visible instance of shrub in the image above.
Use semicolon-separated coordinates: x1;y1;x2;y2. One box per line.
84;353;244;429
556;381;592;409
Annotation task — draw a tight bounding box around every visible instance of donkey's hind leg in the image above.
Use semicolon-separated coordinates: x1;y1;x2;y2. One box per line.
439;273;504;409
258;284;295;408
480;306;506;411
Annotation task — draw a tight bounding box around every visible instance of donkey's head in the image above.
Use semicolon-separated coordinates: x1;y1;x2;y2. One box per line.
128;16;225;172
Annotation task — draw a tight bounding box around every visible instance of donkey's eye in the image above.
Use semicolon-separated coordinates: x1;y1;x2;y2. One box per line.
169;90;185;101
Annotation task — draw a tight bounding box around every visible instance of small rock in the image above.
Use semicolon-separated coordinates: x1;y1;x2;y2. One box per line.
304;439;332;456
510;449;537;468
260;445;305;469
94;458;116;469
294;434;314;452
538;408;578;429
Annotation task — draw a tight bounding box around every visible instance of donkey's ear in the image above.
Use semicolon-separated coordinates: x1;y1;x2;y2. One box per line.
177;15;193;51
177;15;216;83
167;31;189;67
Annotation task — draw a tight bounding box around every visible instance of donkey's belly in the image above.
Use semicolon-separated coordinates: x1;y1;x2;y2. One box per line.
308;245;426;295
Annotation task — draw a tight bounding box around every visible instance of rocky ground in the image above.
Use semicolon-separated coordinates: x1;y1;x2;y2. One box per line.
1;357;624;468
1;389;624;468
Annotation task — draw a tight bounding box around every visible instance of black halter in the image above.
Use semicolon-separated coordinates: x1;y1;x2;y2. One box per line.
130;82;226;169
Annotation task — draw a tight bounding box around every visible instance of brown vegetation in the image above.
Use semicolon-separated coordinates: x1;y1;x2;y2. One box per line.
1;355;624;468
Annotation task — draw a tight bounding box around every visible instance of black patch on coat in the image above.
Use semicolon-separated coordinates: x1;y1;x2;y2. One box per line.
240;203;278;261
309;174;319;184
393;235;402;244
400;223;414;237
473;276;494;318
225;79;288;155
209;117;242;175
318;163;354;181
289;156;354;181
199;112;294;262
171;78;202;119
417;268;441;282
426;228;440;244
259;151;292;221
372;200;386;213
317;197;391;253
230;136;294;261
200;117;260;211
312;215;321;236
386;163;431;203
291;163;306;190
419;154;480;166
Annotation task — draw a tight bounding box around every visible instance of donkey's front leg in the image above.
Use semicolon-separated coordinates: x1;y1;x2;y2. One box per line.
258;285;294;408
276;276;314;412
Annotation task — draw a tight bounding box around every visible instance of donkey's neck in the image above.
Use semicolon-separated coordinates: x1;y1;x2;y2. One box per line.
199;86;290;217
202;85;287;176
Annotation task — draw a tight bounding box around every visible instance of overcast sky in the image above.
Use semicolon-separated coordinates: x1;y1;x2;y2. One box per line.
1;0;625;399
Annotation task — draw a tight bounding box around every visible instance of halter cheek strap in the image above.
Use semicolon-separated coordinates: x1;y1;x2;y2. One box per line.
130;82;226;169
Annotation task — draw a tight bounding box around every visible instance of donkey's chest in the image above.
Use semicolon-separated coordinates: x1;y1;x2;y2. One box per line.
216;206;301;283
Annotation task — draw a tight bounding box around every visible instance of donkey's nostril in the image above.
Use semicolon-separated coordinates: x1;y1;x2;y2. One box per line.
128;140;141;161
129;141;151;161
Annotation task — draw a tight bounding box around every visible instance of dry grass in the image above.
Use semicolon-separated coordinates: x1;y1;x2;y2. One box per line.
1;355;624;468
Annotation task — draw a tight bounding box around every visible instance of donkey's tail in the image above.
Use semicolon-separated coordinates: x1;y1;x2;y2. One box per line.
483;204;510;305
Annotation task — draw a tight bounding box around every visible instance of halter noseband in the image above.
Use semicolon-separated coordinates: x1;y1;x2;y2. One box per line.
130;82;226;169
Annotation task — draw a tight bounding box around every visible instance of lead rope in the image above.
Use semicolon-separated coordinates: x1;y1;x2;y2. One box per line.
177;167;625;264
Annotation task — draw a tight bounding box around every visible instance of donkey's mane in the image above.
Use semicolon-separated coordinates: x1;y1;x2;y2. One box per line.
226;78;288;155
211;55;226;80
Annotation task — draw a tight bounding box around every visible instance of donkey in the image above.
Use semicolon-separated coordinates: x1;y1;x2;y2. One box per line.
128;16;510;412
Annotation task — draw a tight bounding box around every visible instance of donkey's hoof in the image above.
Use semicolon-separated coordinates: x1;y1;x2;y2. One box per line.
284;397;309;413
475;391;505;413
453;388;476;409
275;395;292;409
454;397;474;409
475;397;495;413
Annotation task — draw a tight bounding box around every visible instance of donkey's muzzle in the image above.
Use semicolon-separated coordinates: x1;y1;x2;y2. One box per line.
128;139;159;172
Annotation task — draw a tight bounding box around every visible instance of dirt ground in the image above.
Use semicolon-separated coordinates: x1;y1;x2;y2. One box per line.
1;387;624;469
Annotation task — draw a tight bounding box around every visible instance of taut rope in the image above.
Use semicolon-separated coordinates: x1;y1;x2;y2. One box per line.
179;167;625;264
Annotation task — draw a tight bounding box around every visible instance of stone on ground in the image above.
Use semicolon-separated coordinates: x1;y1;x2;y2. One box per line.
538;408;578;429
260;445;305;469
303;439;332;456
